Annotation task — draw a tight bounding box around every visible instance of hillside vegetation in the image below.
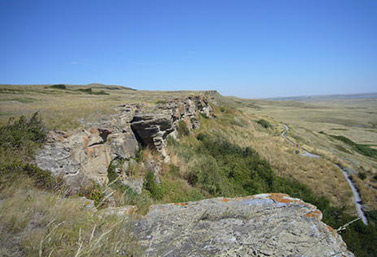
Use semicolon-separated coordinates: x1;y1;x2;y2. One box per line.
1;85;377;256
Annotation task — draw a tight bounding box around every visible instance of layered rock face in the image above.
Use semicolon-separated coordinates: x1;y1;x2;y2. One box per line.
131;96;214;153
35;96;213;191
134;193;353;257
35;106;139;190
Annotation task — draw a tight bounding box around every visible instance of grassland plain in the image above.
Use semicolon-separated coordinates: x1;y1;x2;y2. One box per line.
1;84;377;256
227;95;377;211
0;84;369;210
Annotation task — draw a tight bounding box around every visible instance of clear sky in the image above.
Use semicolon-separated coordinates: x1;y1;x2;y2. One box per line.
1;0;376;98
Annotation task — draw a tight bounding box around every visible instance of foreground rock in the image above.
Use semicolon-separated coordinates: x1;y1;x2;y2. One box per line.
134;193;353;257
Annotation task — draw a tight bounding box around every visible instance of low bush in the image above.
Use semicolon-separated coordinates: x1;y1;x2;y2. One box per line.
172;133;377;256
49;84;67;89
330;135;377;159
177;120;190;137
358;172;367;180
77;88;109;95
256;119;272;129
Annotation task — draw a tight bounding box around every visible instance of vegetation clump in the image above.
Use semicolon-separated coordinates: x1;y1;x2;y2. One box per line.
170;133;377;256
256;119;272;129
177;120;190;137
0;112;64;191
49;84;67;89
330;135;377;159
77;88;109;95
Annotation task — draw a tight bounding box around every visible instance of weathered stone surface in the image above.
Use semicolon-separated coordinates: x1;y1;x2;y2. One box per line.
35;129;112;190
35;96;214;191
35;105;140;190
130;95;214;156
122;177;144;194
134;193;353;257
130;113;174;150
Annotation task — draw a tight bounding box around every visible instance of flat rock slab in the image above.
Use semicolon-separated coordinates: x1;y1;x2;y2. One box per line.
134;193;353;257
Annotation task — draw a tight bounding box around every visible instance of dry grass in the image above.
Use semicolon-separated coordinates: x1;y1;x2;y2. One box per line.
184;109;357;212
226;96;377;210
1;84;374;212
0;84;209;130
0;175;143;257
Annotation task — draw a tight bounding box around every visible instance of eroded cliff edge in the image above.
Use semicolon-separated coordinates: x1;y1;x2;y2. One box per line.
33;95;355;256
34;95;214;191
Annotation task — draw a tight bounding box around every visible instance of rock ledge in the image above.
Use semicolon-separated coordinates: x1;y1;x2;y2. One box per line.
134;193;353;257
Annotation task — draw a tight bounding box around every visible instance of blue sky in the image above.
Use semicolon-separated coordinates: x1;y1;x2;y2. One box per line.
1;0;376;98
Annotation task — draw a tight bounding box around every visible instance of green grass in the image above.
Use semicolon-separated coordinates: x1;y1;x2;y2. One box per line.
330;135;377;159
169;133;377;257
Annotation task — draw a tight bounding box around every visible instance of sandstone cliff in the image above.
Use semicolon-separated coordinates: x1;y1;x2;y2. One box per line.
35;95;214;191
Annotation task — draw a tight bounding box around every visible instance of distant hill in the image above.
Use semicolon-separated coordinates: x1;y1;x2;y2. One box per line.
267;92;377;101
0;83;136;91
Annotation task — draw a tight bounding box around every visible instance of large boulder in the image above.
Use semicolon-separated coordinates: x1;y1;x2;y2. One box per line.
134;193;354;257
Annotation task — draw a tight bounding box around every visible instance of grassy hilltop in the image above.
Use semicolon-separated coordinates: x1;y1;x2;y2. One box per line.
1;84;377;256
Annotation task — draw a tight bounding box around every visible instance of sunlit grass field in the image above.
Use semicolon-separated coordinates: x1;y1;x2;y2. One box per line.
231;96;377;211
1;84;377;256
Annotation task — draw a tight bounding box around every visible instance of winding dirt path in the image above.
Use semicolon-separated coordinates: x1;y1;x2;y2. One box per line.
281;123;368;225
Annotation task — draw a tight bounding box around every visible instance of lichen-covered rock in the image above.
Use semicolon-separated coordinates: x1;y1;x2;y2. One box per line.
134;193;354;257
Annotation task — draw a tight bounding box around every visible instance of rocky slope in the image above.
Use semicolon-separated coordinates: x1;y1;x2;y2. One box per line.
32;95;355;256
132;193;353;257
35;95;214;192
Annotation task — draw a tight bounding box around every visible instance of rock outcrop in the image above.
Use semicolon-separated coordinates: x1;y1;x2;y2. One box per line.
35;96;214;191
134;193;353;257
130;95;214;153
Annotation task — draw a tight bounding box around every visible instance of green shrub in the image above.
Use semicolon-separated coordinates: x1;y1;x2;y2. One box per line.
144;172;164;200
78;88;93;94
330;135;377;159
76;88;109;95
358;172;367;180
49;84;67;89
178;120;190;137
0;112;46;150
256;119;272;129
196;133;209;141
0;113;65;191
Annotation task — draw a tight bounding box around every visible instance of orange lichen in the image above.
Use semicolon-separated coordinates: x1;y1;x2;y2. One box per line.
269;193;293;204
326;225;335;232
221;198;230;202
174;202;187;206
305;210;322;220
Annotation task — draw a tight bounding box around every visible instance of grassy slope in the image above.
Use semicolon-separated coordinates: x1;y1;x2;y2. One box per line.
1;85;377;256
225;96;377;211
0;84;209;130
